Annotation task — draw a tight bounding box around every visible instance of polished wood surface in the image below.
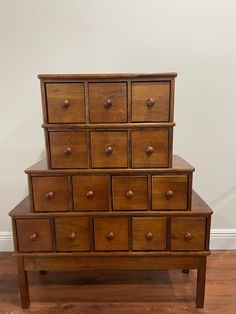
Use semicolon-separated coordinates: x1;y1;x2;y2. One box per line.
73;175;109;211
32;176;70;212
46;83;86;123
1;251;235;313
16;219;52;252
132;217;167;251
131;129;169;167
88;82;127;123
131;81;170;122
112;176;148;210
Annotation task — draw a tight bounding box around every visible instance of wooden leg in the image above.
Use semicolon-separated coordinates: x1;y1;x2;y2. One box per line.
196;256;207;308
39;270;47;275
17;257;30;309
182;269;190;274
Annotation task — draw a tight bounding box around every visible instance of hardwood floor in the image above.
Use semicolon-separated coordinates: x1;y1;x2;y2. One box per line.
0;251;235;313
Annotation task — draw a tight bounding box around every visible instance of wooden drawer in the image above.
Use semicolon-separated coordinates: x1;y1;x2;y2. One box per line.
152;175;188;210
94;218;129;251
55;218;90;251
49;131;88;168
88;83;127;123
131;82;170;122
32;176;70;212
91;131;128;168
131;130;169;168
112;176;148;210
46;83;86;123
16;219;52;252
132;218;167;251
171;218;206;251
73;175;109;211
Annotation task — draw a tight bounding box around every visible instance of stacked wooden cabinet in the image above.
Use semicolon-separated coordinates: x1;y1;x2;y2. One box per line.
9;73;213;308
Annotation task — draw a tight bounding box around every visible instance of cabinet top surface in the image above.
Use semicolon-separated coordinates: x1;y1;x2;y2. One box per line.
9;190;213;217
38;72;178;80
24;155;194;174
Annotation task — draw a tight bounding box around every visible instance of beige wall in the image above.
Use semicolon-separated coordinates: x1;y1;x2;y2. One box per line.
1;0;236;248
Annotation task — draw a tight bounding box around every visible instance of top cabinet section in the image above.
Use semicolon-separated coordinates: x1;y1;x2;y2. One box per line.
39;73;177;124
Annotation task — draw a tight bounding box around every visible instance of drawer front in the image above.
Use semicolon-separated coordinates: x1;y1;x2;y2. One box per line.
131;82;170;122
16;219;52;252
131;130;169;168
94;218;129;251
152;175;188;210
32;176;70;212
46;83;86;123
132;218;167;251
112;176;148;210
89;83;127;123
171;218;206;251
73;175;109;211
49;131;88;168
91;132;128;168
55;218;90;251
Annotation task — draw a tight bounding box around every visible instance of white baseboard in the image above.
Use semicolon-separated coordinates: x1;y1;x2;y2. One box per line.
0;230;236;252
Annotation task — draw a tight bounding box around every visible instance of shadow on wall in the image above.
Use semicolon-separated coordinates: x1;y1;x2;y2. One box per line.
0;113;45;231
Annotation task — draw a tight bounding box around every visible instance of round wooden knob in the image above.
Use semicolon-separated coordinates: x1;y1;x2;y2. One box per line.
68;232;76;240
62;100;70;108
86;190;94;198
147;98;155;107
29;232;38;241
104;98;112;108
166;190;174;198
64;147;72;155
145;232;154;241
185;232;193;241
105;146;113;154
126;190;134;198
45;191;54;200
145;146;154;155
106;232;114;240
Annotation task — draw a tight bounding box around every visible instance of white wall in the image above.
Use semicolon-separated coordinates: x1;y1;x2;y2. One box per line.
1;0;236;250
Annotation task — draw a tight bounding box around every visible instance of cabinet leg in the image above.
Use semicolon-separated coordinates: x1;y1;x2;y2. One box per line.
39;270;47;275
182;269;190;274
196;256;207;308
17;257;30;309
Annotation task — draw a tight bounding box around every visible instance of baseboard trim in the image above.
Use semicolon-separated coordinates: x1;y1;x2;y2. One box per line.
0;229;236;252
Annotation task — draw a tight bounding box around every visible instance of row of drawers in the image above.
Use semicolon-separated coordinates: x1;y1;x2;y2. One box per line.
43;81;174;124
29;174;191;212
46;129;172;169
15;217;206;252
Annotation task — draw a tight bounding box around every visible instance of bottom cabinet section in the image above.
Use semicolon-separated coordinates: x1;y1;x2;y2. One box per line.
132;218;167;251
16;219;52;252
94;218;129;251
55;218;90;251
170;218;206;251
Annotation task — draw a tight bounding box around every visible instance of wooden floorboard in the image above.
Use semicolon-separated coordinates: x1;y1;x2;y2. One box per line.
0;251;235;313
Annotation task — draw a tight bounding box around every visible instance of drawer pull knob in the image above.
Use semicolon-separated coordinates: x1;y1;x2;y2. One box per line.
29;232;38;241
147;98;155;107
106;232;114;240
104;98;112;108
45;191;54;199
105;146;113;154
62;100;70;108
68;232;76;240
166;190;174;198
126;190;134;198
185;232;193;241
145;146;154;154
64;147;72;155
86;190;94;198
145;232;154;241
